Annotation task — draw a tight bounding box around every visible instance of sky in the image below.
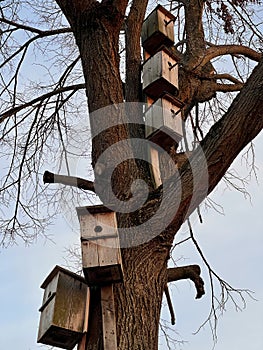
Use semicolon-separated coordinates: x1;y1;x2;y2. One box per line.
0;132;262;350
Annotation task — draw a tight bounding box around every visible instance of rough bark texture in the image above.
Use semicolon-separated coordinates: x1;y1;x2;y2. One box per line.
53;1;263;349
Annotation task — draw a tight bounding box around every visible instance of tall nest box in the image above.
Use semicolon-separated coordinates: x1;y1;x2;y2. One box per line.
141;5;176;56
77;205;123;286
145;93;184;150
37;266;89;350
142;47;179;99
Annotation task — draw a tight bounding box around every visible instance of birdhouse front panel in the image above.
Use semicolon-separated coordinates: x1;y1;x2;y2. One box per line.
142;49;179;99
38;266;89;350
141;5;175;56
145;94;183;150
77;205;123;286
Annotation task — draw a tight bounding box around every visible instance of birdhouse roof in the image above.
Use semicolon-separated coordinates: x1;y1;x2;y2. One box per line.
40;265;86;289
76;204;114;218
144;5;176;22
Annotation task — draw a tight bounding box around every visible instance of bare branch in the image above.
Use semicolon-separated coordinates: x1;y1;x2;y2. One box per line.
0;27;72;69
164;285;176;325
213;73;243;85
216;82;244;92
0;84;85;123
203;44;262;66
0;17;72;35
187;219;255;342
167;265;205;299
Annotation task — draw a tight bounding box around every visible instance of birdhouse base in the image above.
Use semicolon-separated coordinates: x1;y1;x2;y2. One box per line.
143;32;174;57
143;78;178;100
83;264;123;286
38;325;82;350
148;128;181;151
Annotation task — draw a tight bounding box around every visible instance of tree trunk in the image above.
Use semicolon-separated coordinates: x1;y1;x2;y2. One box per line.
54;2;263;349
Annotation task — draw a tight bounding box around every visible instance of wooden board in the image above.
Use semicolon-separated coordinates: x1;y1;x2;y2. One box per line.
77;286;90;350
101;285;117;350
149;145;162;188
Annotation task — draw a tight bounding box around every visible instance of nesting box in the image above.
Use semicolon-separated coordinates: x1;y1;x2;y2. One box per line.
145;93;183;150
142;47;179;99
141;5;175;56
37;266;89;350
77;205;123;286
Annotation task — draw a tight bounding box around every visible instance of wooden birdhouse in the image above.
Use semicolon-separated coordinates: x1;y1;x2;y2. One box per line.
141;5;175;56
145;93;183;150
77;205;123;286
37;266;89;350
142;47;179;99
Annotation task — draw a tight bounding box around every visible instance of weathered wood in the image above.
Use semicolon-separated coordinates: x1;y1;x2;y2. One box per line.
77;206;123;286
149;145;162;188
77;333;87;350
38;266;89;350
145;93;183;150
141;5;175;56
77;285;90;350
101;285;117;350
142;48;179;99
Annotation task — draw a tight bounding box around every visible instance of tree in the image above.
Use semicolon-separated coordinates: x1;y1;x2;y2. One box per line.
0;0;262;349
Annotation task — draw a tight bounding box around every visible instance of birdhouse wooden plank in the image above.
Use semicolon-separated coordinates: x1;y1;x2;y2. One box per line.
101;285;118;350
145;93;183;150
142;47;179;99
141;5;175;56
77;205;123;286
148;145;162;188
37;266;89;350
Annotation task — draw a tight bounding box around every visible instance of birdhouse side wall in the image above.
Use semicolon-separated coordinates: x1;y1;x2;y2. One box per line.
38;273;59;341
162;98;183;137
38;294;56;343
53;272;87;333
42;273;59;305
161;51;178;89
145;98;164;138
142;52;162;90
157;9;175;43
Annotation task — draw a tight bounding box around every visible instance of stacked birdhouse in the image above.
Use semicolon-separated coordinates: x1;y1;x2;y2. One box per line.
37;266;90;350
76;204;123;286
76;204;123;349
38;205;123;350
142;5;184;187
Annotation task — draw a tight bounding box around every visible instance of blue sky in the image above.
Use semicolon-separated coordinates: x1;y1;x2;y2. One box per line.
0;132;262;350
